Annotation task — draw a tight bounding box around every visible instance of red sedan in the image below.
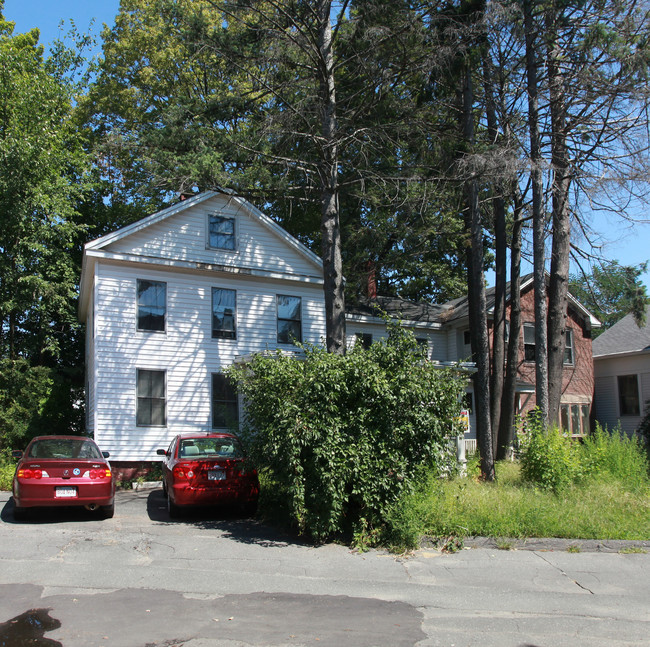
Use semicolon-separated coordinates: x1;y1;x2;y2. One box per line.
157;432;259;518
12;435;116;520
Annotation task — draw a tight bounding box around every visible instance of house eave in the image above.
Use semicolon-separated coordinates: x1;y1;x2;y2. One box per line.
344;313;443;330
593;348;650;361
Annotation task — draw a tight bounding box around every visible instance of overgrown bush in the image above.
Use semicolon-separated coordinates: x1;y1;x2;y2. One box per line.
228;323;466;543
581;424;649;489
519;415;581;491
519;415;650;492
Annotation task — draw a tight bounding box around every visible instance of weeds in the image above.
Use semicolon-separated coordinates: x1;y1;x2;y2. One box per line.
419;460;649;542
619;547;647;554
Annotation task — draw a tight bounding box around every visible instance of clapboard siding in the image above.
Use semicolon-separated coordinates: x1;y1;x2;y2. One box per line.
345;321;447;361
593;353;650;434
104;195;320;279
92;260;326;460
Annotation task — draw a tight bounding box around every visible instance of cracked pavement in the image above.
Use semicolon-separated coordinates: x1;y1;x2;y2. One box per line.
0;488;648;647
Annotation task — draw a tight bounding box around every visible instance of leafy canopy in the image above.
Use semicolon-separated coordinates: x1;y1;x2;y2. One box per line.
228;322;467;542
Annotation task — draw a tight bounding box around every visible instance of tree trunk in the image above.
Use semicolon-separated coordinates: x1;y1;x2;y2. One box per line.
497;184;524;460
545;9;571;424
317;0;346;354
462;64;495;481
483;55;506;454
523;0;549;423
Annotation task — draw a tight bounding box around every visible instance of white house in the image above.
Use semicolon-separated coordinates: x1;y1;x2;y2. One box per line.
79;191;481;467
592;305;650;435
79;190;329;464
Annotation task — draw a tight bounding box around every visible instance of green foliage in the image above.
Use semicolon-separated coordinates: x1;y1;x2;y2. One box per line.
519;417;582;492
228;323;465;543
0;7;91;450
519;417;650;493
422;461;650;541
0;358;85;453
0;359;53;452
0;458;15;491
581;424;649;489
638;400;650;445
569;261;650;336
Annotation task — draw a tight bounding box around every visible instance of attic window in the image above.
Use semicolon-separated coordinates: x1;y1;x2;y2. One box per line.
208;214;236;250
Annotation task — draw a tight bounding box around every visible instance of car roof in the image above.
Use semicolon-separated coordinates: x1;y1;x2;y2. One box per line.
174;432;238;440
28;435;97;442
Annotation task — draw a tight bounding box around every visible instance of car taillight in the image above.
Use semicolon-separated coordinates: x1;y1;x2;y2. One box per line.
89;469;110;479
173;462;199;481
17;468;42;479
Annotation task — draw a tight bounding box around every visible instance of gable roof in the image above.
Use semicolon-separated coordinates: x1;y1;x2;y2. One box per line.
84;190;323;268
592;305;650;358
345;295;447;328
436;273;600;328
78;190;324;320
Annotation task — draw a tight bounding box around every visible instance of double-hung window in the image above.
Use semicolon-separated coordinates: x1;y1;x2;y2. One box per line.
136;369;166;427
212;373;239;428
277;295;302;344
618;374;640;416
523;323;536;361
137;279;166;332
212;288;236;339
208;214;236;250
564;329;575;365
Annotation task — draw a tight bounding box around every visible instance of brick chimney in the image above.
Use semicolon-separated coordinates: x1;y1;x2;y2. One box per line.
366;261;377;299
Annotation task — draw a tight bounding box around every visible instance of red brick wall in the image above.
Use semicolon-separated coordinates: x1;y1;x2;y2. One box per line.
491;284;594;418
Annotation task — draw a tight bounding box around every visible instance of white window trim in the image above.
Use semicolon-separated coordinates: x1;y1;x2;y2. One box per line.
211;287;237;340
563;329;575;366
276;294;302;345
136;278;167;334
136;368;167;428
206;213;238;253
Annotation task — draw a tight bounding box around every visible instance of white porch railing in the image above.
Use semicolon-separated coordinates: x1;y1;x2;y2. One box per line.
464;438;477;455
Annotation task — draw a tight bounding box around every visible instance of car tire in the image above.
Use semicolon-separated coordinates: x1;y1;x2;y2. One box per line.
13;505;28;521
162;479;168;498
100;504;115;519
240;501;258;518
167;496;180;519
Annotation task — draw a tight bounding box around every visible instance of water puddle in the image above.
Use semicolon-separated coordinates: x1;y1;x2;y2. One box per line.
0;608;62;646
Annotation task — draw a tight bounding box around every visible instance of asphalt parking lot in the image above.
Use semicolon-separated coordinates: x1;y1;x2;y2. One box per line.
1;487;649;647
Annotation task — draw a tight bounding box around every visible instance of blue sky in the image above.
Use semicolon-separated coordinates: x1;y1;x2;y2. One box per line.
4;0;650;291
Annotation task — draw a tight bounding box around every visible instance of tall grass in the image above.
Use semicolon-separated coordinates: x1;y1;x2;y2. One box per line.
386;426;650;550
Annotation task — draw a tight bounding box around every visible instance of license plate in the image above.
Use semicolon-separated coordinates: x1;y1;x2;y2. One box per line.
55;487;78;498
207;469;226;481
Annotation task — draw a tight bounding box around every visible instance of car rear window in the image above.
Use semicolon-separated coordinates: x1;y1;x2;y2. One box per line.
27;438;103;460
179;437;243;459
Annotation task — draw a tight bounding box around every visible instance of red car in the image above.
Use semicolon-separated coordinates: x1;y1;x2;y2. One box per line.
157;432;259;518
12;436;116;520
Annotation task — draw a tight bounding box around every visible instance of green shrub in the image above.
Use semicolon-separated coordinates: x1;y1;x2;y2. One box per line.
519;416;649;494
581;424;649;489
228;322;466;543
0;458;16;491
519;417;581;492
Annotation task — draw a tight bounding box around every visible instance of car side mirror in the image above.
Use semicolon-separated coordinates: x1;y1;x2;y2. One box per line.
102;451;110;458
156;449;167;456
11;450;23;459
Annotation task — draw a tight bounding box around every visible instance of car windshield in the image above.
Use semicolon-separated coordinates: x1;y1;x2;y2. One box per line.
179;437;244;459
27;438;103;460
